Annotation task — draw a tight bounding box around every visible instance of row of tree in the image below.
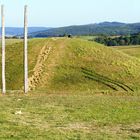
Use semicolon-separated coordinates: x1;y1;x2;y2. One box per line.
94;33;140;46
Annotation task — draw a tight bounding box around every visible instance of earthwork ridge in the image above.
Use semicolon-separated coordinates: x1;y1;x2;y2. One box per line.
28;41;52;90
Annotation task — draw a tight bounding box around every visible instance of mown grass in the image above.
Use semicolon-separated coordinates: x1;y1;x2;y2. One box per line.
76;36;97;40
0;93;139;140
114;45;140;59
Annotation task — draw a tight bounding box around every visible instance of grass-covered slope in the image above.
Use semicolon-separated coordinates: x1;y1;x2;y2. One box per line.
0;39;48;90
42;38;140;92
0;38;140;92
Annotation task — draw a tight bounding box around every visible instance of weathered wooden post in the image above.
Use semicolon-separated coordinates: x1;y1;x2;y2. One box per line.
24;5;28;93
1;5;6;94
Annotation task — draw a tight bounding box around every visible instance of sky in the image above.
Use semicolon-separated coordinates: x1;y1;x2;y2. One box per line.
0;0;140;27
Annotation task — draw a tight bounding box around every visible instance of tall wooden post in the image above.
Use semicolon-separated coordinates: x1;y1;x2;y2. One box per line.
24;5;28;93
1;5;6;94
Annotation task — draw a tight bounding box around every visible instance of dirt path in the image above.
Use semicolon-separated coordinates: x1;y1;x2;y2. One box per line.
37;38;67;90
28;38;68;91
28;40;52;90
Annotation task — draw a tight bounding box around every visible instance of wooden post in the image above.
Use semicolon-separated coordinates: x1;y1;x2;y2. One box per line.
24;5;28;93
1;5;6;94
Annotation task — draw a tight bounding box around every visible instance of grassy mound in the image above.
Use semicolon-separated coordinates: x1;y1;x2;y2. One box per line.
0;38;140;92
43;38;140;92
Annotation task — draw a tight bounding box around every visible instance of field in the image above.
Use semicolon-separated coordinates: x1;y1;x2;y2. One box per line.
0;93;139;140
0;38;140;139
114;45;140;59
76;36;97;40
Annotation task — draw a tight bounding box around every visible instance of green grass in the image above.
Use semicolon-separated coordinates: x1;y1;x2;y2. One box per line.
5;39;23;45
76;35;97;40
1;38;140;91
114;45;140;59
0;38;49;90
0;93;139;140
42;38;140;92
0;38;140;139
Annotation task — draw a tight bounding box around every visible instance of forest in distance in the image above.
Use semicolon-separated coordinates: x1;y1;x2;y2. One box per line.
94;33;140;46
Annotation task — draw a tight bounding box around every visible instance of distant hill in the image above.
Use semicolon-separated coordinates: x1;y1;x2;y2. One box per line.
0;27;51;36
2;22;140;37
30;22;140;37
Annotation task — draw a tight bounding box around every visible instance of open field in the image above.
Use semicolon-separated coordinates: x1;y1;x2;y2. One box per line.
0;38;140;139
76;36;97;40
114;46;140;59
5;39;23;45
0;93;139;140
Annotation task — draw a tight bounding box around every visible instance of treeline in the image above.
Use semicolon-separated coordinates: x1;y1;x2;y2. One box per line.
94;33;140;46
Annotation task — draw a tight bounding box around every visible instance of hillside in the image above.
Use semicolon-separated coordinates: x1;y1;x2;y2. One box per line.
1;38;140;92
0;38;140;139
30;22;140;37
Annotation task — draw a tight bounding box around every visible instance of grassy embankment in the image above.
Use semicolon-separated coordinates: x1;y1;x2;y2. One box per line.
0;38;139;139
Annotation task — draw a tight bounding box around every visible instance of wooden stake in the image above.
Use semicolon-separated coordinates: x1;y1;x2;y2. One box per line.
24;5;28;93
1;5;6;94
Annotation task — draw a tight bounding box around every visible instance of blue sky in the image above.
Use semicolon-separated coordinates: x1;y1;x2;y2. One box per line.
0;0;140;27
